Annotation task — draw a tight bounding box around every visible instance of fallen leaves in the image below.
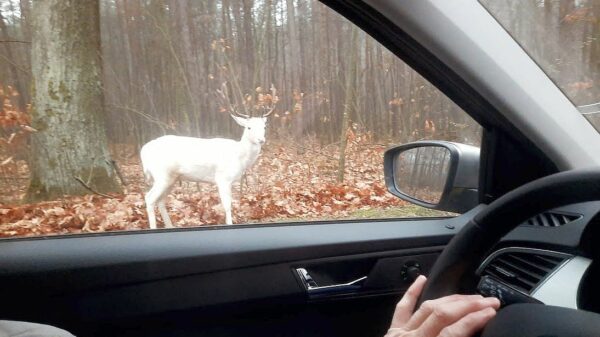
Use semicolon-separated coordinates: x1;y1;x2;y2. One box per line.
0;135;408;238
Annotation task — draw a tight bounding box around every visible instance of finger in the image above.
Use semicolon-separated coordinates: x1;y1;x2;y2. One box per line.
383;328;405;337
439;307;497;337
404;294;484;330
415;296;500;337
389;275;427;328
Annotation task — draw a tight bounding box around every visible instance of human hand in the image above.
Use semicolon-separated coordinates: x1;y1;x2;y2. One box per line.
385;275;500;337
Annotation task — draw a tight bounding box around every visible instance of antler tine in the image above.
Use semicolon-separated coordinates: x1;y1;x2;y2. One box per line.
215;82;231;111
217;82;249;119
262;84;277;118
232;108;250;119
262;106;276;118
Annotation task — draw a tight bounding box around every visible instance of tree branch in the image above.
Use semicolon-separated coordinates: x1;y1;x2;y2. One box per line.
0;40;30;44
74;176;115;199
108;159;127;186
0;52;31;74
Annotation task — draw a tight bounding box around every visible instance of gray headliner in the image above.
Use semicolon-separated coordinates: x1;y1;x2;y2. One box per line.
365;0;600;170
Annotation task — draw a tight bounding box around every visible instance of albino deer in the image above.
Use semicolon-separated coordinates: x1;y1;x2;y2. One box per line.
141;83;276;228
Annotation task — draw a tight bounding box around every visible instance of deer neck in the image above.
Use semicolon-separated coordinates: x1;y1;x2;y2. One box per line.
238;135;262;169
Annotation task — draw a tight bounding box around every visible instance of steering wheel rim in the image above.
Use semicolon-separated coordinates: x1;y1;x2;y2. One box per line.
418;168;600;304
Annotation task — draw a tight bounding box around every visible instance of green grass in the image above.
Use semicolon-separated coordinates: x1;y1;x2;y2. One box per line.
267;204;455;224
348;204;455;219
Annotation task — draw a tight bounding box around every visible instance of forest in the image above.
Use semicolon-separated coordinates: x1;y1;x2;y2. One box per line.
0;0;598;238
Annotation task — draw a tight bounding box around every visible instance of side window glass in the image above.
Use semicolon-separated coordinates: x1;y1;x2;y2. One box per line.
480;0;600;131
0;0;480;238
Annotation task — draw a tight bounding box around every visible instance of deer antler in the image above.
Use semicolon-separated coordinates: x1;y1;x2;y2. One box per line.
262;84;277;118
216;82;250;118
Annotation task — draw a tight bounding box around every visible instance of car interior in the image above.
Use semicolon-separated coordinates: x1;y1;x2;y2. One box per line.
2;0;600;337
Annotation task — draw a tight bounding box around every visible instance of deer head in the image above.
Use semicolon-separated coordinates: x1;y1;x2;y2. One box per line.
217;82;277;145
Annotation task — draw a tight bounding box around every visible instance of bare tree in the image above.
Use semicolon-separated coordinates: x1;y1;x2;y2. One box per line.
337;26;359;183
0;10;26;111
27;0;121;201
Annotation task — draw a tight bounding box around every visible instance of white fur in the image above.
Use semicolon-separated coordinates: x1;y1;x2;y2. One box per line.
141;116;268;228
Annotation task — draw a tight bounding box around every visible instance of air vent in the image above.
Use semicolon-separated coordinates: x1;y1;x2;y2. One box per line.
523;212;581;227
480;251;568;293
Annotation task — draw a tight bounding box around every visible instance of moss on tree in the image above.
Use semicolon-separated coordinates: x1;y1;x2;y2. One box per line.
26;0;122;202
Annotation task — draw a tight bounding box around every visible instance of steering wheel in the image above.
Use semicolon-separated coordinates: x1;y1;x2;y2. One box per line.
417;168;600;336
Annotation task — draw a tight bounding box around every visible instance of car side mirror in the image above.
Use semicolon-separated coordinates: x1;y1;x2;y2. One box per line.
384;141;480;213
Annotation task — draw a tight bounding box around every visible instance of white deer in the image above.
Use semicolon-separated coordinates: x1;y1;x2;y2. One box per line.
140;84;276;228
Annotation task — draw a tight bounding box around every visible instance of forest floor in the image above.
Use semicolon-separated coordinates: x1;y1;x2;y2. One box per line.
0;135;449;238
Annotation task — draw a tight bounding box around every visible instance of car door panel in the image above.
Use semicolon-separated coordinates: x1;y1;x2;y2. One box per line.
0;211;476;295
0;210;480;336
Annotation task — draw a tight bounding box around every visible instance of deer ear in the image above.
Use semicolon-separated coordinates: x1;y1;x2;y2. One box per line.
230;115;248;127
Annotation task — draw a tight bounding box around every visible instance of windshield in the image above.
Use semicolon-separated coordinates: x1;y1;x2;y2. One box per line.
481;0;600;132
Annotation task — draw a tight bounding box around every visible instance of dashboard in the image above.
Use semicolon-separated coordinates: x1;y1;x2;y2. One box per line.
478;201;600;312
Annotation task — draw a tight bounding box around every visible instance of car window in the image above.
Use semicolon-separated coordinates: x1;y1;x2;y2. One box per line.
480;0;600;132
0;0;480;238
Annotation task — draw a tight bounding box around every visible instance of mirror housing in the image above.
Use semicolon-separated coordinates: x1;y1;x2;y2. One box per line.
384;141;480;213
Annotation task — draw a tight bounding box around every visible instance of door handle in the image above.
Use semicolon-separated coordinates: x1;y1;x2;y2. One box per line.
296;268;368;296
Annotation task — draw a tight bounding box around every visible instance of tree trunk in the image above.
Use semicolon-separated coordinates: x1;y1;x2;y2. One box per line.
0;10;27;111
173;0;201;135
285;0;301;92
242;0;255;87
27;0;122;202
337;27;359;183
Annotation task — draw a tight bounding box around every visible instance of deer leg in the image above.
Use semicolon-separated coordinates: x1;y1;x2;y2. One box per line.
216;179;233;225
145;176;175;229
144;186;160;230
158;200;173;228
